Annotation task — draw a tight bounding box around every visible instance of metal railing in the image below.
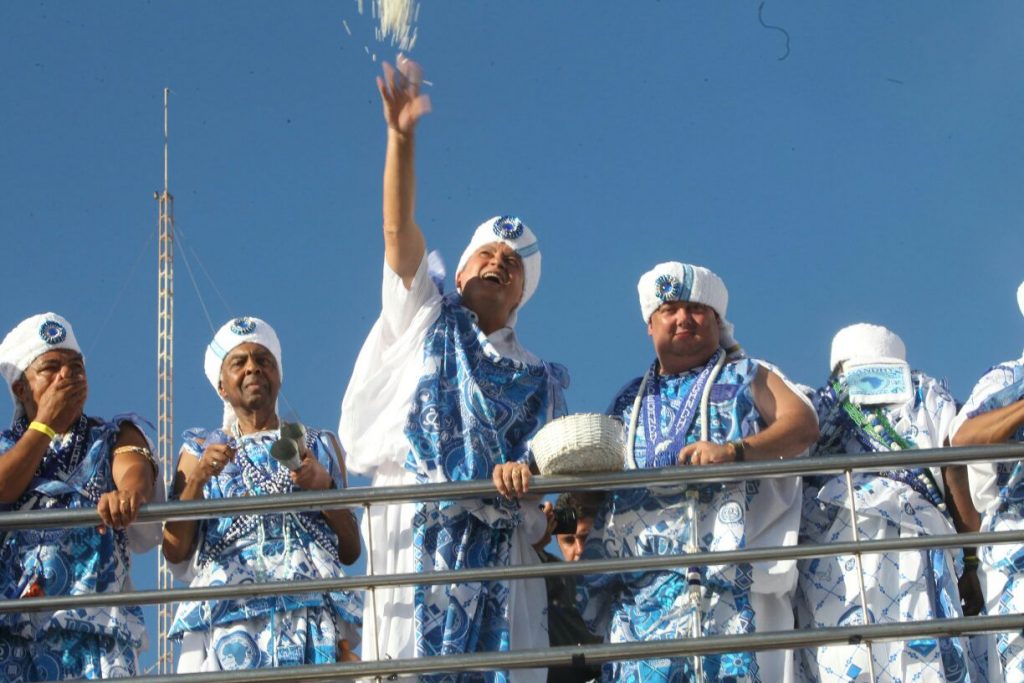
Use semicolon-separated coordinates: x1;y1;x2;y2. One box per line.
0;442;1017;681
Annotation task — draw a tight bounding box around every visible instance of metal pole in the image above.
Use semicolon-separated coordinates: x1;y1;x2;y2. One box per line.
844;467;877;681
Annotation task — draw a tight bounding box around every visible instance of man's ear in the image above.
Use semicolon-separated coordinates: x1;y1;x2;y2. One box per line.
217;380;226;399
647;319;654;337
11;377;28;404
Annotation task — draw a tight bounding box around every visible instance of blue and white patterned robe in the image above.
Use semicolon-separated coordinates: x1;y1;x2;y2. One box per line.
797;372;970;683
579;356;804;683
952;357;1024;683
341;255;567;683
168;426;362;672
0;414;153;681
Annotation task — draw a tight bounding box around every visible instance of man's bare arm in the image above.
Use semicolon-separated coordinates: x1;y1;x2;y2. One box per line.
745;366;820;460
680;366;818;465
951;398;1024;446
378;58;431;287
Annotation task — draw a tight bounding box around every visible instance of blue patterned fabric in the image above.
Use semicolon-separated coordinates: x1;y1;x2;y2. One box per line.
579;357;773;683
168;426;362;668
0;414;149;680
957;360;1024;682
797;372;968;683
403;292;568;683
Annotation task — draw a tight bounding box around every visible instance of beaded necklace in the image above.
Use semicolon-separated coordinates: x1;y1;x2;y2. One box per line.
823;380;947;513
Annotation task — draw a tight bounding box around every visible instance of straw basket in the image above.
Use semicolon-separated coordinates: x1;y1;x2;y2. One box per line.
531;413;625;475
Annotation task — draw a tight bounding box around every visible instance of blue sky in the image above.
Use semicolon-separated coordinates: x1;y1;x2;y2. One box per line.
2;0;1024;671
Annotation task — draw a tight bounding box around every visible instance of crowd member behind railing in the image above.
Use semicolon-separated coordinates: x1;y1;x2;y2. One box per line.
534;493;602;683
795;323;979;682
577;262;819;682
340;56;568;682
0;312;159;680
163;317;362;672
951;280;1024;683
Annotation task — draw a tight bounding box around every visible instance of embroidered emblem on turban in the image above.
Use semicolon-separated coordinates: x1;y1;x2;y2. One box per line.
492;215;525;240
37;320;67;345
230;317;257;335
655;274;683;302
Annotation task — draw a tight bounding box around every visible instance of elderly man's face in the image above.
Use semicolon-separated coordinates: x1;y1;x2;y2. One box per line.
218;342;280;413
648;301;721;374
14;349;88;421
556;515;594;563
456;242;525;325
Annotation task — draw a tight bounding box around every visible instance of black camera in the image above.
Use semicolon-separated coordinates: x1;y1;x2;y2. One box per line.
551;507;578;535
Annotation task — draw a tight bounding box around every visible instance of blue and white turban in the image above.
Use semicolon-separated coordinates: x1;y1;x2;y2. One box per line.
456;215;541;325
637;261;738;350
0;313;83;420
204;316;283;428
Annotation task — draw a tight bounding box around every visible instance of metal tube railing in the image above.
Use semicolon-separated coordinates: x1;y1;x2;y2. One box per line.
0;443;1020;531
67;614;1024;683
4;527;1020;614
2;443;1018;681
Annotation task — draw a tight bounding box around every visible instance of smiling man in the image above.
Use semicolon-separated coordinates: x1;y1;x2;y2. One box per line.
578;261;818;683
163;316;361;672
0;312;158;680
340;58;568;682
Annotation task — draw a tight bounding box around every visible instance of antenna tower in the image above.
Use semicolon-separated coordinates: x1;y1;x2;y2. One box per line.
155;87;176;673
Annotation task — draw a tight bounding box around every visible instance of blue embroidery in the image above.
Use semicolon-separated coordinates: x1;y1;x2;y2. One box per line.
402;292;568;680
229;317;257;335
491;215;524;240
37;319;67;345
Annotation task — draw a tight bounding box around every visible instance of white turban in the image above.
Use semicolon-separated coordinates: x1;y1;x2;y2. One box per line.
1018;280;1024;319
205;317;282;429
637;262;738;350
456;215;541;325
830;323;906;373
0;313;82;420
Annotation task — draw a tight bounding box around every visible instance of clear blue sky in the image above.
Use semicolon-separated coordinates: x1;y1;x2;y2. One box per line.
2;0;1023;671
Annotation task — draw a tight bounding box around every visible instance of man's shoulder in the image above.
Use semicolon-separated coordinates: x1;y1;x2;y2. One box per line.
607;375;646;417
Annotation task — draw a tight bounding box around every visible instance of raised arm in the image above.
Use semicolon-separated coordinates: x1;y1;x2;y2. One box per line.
378;56;431;287
0;364;87;504
951;399;1024;446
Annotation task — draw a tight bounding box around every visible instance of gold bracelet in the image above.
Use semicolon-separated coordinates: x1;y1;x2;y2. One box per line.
113;445;159;478
28;421;57;439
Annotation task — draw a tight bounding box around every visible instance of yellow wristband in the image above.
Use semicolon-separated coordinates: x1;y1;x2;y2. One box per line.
28;421;57;439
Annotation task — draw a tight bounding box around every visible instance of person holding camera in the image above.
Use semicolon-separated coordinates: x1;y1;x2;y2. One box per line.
162;316;361;672
535;493;603;683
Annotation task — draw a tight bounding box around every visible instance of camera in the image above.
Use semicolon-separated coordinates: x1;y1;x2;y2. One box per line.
551;507;578;535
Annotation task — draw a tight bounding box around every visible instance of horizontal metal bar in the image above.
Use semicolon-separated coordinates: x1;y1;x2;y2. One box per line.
0;443;1020;531
7;527;1021;614
67;614;1024;683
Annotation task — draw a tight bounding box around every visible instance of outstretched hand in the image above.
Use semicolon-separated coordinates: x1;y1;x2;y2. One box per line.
377;54;431;135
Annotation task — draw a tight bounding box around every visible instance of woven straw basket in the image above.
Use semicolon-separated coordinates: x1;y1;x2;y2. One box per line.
531;413;625;475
